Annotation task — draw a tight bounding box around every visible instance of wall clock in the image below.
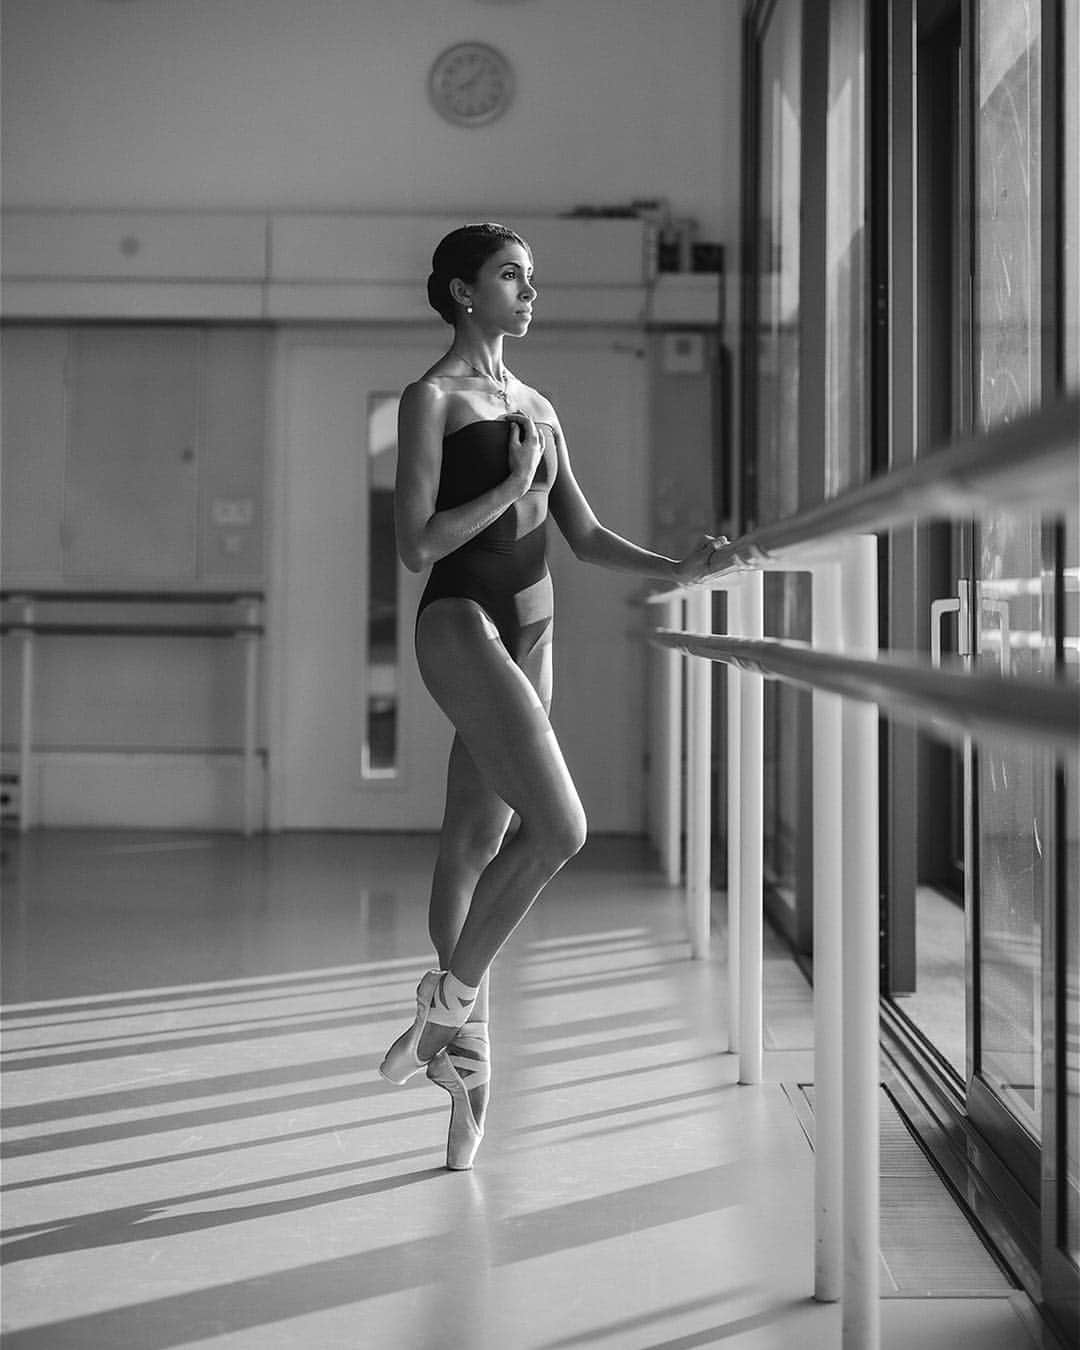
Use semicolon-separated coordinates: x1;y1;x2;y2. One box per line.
428;42;515;126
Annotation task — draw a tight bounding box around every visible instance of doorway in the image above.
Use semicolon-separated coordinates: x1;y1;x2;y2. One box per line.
270;335;452;830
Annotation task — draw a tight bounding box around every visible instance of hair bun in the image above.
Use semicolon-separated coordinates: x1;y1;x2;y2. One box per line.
427;268;454;324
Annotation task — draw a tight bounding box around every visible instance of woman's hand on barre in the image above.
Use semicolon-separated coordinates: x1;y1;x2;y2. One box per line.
674;533;730;585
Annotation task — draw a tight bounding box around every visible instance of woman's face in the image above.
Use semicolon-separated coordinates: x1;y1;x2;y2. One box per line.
463;243;536;336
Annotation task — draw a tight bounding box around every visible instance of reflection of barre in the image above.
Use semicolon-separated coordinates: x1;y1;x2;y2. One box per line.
980;629;1080;653
980;567;1080;599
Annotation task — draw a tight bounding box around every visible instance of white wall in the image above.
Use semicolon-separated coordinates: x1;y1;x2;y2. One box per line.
0;0;741;246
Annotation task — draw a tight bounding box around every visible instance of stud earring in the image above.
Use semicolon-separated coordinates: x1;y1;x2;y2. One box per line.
466;303;473;314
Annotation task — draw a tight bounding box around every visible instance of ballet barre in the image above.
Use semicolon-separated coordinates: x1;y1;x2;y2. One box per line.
646;392;1078;1350
1;590;265;835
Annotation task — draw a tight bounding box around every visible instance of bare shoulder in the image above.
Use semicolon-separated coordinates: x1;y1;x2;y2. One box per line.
399;377;451;432
400;376;446;413
511;380;561;432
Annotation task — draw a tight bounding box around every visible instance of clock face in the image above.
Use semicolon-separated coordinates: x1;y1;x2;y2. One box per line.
428;42;514;126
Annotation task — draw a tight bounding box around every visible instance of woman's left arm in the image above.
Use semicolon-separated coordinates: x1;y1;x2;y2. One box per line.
548;420;721;584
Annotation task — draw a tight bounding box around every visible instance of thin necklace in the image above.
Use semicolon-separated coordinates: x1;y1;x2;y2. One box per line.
459;357;511;407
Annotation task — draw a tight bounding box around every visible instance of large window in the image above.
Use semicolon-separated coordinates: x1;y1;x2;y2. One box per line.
824;0;868;497
1062;0;1080;1273
754;0;803;523
972;0;1044;1141
745;0;811;939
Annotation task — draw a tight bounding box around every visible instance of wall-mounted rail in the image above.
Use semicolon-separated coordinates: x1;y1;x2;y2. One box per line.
1;591;265;835
646;393;1078;1350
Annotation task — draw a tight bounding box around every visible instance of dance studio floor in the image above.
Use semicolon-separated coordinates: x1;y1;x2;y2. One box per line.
0;831;1059;1348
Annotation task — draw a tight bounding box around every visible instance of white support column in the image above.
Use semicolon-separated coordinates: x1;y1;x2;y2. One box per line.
811;562;843;1303
685;587;713;959
839;537;881;1350
725;585;742;1055
659;594;685;887
18;600;36;832
738;571;765;1086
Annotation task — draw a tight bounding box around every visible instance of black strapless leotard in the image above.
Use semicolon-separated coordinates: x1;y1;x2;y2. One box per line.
416;419;558;665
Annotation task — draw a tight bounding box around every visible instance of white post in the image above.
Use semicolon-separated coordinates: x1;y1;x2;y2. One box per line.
839;537;881;1350
18;600;35;832
685;587;713;958
660;594;684;887
725;584;743;1055
811;562;843;1303
242;600;260;836
738;571;764;1086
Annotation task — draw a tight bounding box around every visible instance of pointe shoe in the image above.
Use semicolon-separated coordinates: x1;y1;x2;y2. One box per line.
378;970;478;1085
427;1024;491;1170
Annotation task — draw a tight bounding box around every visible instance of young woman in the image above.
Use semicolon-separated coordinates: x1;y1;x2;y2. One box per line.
380;222;722;1168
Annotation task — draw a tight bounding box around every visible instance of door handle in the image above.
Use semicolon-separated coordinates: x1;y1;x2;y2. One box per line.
930;580;971;668
930;598;959;668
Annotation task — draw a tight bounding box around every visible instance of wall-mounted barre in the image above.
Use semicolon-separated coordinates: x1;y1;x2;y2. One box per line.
1;590;265;836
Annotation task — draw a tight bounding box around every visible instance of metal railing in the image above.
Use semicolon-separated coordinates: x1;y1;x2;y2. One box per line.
1;591;265;835
646;393;1079;1350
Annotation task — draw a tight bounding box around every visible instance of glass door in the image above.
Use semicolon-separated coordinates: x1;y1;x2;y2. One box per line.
968;9;1079;1338
884;1;1077;1335
1044;0;1080;1337
965;0;1046;1190
885;0;969;1079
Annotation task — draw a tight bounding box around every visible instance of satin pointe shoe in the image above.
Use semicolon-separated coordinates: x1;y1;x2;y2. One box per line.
378;970;478;1085
426;1023;491;1170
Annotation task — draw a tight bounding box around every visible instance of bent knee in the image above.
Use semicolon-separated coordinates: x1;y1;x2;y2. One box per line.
531;803;587;872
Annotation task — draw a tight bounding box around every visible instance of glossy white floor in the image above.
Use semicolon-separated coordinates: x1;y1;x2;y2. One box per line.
0;831;1058;1349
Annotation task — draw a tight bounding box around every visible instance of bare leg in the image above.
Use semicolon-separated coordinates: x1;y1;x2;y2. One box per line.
427;734;514;1022
413;600;586;1061
425;633;554;1139
425;735;510;1132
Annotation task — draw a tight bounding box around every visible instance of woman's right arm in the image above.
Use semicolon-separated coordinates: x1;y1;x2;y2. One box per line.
394;383;536;572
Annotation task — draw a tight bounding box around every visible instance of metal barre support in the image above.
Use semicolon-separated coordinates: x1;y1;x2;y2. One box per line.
811;562;843;1304
839;538;881;1349
661;540;884;1340
659;594;684;887
725;591;742;1057
736;573;764;1088
685;587;712;958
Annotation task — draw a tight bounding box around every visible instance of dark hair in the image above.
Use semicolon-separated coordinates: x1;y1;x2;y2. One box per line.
426;222;532;325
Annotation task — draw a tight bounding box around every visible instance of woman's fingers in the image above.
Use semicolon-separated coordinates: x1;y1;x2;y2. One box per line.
673;532;734;583
505;414;544;493
503;411;539;446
